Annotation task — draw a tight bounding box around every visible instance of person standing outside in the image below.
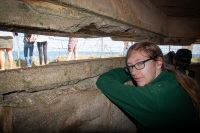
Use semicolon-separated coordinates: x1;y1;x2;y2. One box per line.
67;37;78;61
0;31;15;70
23;33;36;67
96;42;200;132
36;35;48;65
123;41;130;57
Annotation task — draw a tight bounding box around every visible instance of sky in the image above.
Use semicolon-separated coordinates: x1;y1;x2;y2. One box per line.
13;33;125;53
13;33;200;55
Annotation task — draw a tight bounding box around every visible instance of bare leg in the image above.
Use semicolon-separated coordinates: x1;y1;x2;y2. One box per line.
0;48;5;70
73;49;78;60
67;51;72;61
37;42;43;65
6;48;13;69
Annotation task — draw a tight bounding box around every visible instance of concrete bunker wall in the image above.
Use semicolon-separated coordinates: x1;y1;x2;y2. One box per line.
0;57;137;133
0;1;200;132
1;0;199;45
0;54;200;133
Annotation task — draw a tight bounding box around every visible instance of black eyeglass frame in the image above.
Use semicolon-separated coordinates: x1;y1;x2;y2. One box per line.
125;58;153;73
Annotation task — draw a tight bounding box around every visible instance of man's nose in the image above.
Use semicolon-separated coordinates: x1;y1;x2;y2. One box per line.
130;67;138;76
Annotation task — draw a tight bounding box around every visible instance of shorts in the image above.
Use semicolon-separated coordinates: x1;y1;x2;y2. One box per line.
68;42;77;52
0;37;13;49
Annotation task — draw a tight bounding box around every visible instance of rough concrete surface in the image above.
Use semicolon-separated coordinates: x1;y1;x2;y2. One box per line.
0;57;137;133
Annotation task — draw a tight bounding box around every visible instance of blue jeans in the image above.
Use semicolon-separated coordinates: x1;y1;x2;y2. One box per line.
37;41;47;65
24;42;34;67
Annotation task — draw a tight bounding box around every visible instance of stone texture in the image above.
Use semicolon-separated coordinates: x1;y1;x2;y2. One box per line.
0;58;124;95
0;56;200;133
0;0;200;132
0;57;137;133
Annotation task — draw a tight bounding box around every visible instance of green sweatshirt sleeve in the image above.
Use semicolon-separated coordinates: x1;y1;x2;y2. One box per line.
96;67;139;106
97;67;132;84
96;68;162;129
96;69;200;132
96;67;158;117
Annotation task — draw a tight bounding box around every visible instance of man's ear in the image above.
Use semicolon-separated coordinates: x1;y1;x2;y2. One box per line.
156;57;163;69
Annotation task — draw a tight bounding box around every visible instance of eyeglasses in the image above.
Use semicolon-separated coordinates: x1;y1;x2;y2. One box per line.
125;58;153;73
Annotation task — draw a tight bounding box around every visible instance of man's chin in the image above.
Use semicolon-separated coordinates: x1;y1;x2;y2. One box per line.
136;81;146;87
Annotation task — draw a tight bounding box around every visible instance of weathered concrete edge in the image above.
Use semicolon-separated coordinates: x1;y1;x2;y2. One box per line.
0;57;126;96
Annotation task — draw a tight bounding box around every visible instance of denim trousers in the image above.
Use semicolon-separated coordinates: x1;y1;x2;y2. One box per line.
37;41;47;65
24;42;34;67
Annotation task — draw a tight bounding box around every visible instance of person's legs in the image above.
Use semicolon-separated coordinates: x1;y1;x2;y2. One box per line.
73;43;78;60
42;41;47;64
73;49;78;60
67;51;72;60
0;48;5;70
29;43;34;66
24;43;29;67
67;42;73;61
6;48;13;69
0;37;13;70
37;42;43;65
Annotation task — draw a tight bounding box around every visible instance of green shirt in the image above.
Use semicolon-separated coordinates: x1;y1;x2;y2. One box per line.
96;68;200;133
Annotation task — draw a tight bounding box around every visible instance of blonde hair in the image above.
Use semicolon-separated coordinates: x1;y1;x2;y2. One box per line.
126;42;200;118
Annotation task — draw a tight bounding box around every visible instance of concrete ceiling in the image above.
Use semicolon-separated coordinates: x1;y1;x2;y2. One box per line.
0;0;200;45
148;0;200;44
149;0;200;18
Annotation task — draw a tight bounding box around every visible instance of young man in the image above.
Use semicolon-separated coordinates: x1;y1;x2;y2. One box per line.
173;49;195;78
